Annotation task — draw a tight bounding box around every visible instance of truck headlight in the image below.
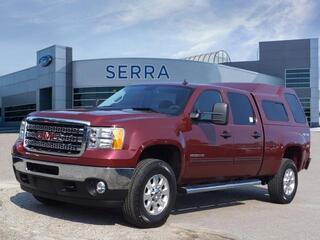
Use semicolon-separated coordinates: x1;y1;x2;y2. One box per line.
18;120;26;140
87;127;125;150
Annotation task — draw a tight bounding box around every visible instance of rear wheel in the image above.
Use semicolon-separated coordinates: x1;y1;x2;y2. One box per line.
268;158;298;204
122;159;177;228
33;195;62;206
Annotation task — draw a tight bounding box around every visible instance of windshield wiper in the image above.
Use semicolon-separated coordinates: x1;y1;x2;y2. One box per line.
131;107;159;113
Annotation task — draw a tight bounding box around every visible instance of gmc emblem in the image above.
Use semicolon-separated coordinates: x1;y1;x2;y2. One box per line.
36;131;55;141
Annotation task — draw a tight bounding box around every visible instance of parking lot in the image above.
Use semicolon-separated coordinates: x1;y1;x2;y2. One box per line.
0;132;319;240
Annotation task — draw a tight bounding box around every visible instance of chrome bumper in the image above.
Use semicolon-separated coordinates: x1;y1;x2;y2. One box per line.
12;156;134;190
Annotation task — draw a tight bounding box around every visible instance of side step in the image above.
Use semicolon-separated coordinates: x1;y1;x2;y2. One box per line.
179;179;261;194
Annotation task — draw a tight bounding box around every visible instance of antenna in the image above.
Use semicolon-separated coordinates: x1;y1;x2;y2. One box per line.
182;79;188;85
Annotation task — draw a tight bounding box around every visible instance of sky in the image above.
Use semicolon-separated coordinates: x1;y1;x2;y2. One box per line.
0;0;319;75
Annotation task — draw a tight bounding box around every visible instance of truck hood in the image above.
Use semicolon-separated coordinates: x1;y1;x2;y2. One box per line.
28;109;172;126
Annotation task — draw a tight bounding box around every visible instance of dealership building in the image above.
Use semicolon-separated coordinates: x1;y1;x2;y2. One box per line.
0;38;318;127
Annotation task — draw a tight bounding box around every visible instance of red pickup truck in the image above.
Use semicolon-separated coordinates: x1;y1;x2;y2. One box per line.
12;82;311;228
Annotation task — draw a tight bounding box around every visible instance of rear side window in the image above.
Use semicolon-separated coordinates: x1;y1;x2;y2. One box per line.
228;92;255;125
284;93;306;123
193;90;222;121
262;100;289;122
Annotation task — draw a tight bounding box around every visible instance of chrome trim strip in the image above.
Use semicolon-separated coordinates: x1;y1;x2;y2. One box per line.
13;156;134;190
26;116;91;126
181;179;261;194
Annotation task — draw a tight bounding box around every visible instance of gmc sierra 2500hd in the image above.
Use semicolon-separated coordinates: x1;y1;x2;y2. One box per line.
12;82;311;228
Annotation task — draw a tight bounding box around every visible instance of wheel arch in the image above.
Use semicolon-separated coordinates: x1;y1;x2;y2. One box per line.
283;145;303;171
137;142;184;181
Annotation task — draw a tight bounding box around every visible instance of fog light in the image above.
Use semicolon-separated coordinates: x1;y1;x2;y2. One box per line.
96;181;106;194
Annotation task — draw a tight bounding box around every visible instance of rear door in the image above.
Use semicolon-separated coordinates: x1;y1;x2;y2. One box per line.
227;91;264;177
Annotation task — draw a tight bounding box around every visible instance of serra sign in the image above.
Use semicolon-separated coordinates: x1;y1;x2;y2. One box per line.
106;65;169;79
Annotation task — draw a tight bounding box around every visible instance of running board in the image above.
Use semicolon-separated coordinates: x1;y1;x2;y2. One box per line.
179;179;261;194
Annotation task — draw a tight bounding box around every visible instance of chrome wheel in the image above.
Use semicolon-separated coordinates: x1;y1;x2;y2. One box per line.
283;168;296;196
143;174;170;215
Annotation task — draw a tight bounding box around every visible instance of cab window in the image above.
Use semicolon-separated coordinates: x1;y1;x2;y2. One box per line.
193;90;222;121
284;93;307;123
228;92;255;125
262;100;289;122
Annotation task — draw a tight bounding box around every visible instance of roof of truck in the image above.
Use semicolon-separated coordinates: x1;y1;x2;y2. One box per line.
211;82;293;95
178;82;294;96
130;82;295;95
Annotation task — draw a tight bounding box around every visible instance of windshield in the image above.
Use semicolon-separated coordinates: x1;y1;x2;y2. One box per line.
97;85;193;116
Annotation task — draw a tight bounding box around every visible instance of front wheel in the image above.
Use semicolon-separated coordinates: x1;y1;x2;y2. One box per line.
268;158;298;204
122;159;177;228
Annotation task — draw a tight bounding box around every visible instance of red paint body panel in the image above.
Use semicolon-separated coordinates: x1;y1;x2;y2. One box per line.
13;83;311;185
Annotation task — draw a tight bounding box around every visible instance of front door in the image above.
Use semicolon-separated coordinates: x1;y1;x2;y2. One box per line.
184;89;234;181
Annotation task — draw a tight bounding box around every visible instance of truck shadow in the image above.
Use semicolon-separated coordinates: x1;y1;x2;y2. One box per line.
172;185;270;215
10;185;270;225
10;192;126;226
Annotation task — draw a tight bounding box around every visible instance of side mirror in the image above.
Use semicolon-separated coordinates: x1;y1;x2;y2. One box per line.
212;103;228;125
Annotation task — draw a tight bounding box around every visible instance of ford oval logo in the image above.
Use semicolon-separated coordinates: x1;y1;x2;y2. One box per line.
38;55;53;67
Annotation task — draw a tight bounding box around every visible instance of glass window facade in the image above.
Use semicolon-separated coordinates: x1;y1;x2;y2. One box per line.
285;69;310;88
73;87;123;108
4;104;36;122
285;69;311;124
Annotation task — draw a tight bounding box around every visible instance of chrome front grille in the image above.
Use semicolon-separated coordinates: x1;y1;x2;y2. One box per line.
24;117;90;157
26;123;85;135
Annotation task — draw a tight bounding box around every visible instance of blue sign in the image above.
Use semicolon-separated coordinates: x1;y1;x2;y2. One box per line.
106;65;170;79
38;55;53;67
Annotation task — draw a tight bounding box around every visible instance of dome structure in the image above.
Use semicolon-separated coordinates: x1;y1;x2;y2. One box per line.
184;50;231;64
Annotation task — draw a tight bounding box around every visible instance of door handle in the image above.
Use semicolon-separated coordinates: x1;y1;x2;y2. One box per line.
251;131;261;139
220;131;232;139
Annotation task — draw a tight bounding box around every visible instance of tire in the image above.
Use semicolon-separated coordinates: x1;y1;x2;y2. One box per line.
268;158;298;204
33;194;63;206
122;159;177;228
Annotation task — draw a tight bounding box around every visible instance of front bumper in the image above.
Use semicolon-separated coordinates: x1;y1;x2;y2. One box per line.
12;155;134;207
